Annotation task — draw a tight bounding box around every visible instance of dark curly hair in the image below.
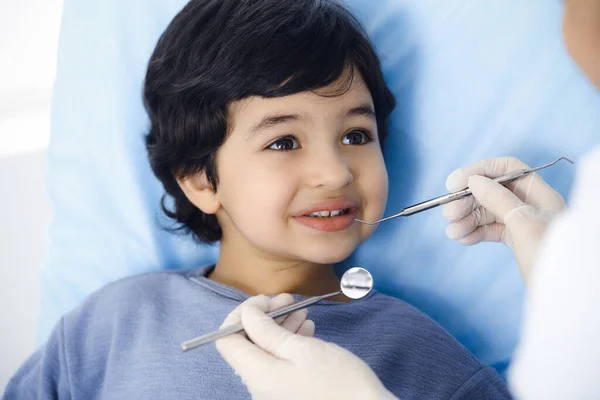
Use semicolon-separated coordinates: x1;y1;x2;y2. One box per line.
144;0;396;243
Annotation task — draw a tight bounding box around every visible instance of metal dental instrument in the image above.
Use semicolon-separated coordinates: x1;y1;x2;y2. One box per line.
180;267;373;352
355;156;574;225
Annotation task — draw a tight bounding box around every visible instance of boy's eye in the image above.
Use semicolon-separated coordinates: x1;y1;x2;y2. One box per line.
267;136;300;151
342;129;373;145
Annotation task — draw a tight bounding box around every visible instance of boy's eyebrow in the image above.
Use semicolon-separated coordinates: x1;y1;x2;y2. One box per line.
247;104;376;138
248;114;300;136
346;104;376;119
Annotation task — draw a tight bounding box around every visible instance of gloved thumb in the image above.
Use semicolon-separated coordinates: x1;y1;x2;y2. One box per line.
468;175;527;224
469;175;548;238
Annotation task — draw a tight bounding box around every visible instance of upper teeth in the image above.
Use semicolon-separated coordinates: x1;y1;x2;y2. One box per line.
307;209;346;217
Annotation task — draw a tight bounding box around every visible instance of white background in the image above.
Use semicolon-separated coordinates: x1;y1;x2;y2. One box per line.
0;0;64;391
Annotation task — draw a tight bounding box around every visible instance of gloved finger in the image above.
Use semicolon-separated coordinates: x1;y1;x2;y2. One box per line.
457;222;506;246
220;294;270;329
446;206;498;240
267;293;295;325
280;308;309;334
266;294;312;335
468;175;530;225
216;333;281;382
216;297;282;377
446;157;531;192
296;319;315;337
510;171;566;214
268;293;295;311
442;196;478;222
240;302;307;360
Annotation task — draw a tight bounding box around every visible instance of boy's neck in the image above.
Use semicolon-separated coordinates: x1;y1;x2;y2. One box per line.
208;254;347;302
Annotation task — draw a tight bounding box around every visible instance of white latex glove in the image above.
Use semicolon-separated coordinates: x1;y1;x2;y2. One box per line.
443;156;566;283
216;294;398;400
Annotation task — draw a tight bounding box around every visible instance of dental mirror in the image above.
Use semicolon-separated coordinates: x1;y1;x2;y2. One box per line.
340;266;373;299
181;267;373;351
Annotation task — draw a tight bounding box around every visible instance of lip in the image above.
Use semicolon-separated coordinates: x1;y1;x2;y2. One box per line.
294;199;360;233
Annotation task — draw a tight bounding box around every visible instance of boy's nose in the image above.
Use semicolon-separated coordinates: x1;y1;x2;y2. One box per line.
305;149;354;190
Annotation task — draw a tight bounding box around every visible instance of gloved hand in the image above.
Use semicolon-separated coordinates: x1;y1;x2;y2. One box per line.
443;156;566;283
216;294;398;400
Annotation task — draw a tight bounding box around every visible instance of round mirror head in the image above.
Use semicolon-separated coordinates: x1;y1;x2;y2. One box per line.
340;267;373;300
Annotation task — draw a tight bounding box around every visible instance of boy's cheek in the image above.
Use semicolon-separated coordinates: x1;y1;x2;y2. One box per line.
356;164;387;243
369;160;389;218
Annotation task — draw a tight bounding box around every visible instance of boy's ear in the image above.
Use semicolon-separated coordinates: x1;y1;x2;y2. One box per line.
177;172;220;215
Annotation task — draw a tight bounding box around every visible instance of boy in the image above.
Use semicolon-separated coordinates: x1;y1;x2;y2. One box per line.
3;0;511;398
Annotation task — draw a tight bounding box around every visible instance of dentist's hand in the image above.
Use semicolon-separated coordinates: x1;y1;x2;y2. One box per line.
443;156;566;284
216;294;398;400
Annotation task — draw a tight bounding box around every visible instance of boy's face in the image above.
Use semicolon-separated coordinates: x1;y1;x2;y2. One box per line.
210;71;388;264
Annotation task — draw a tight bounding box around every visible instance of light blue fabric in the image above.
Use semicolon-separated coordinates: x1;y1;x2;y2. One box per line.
8;267;511;399
41;0;600;375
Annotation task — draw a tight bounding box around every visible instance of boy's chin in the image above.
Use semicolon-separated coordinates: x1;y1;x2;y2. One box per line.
304;232;369;264
303;246;356;265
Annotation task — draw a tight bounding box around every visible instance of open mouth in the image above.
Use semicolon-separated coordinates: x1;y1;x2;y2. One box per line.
296;206;358;232
303;208;351;218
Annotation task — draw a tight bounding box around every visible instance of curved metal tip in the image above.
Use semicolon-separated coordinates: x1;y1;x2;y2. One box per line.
532;156;575;172
355;210;407;225
354;218;378;225
553;156;575;165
